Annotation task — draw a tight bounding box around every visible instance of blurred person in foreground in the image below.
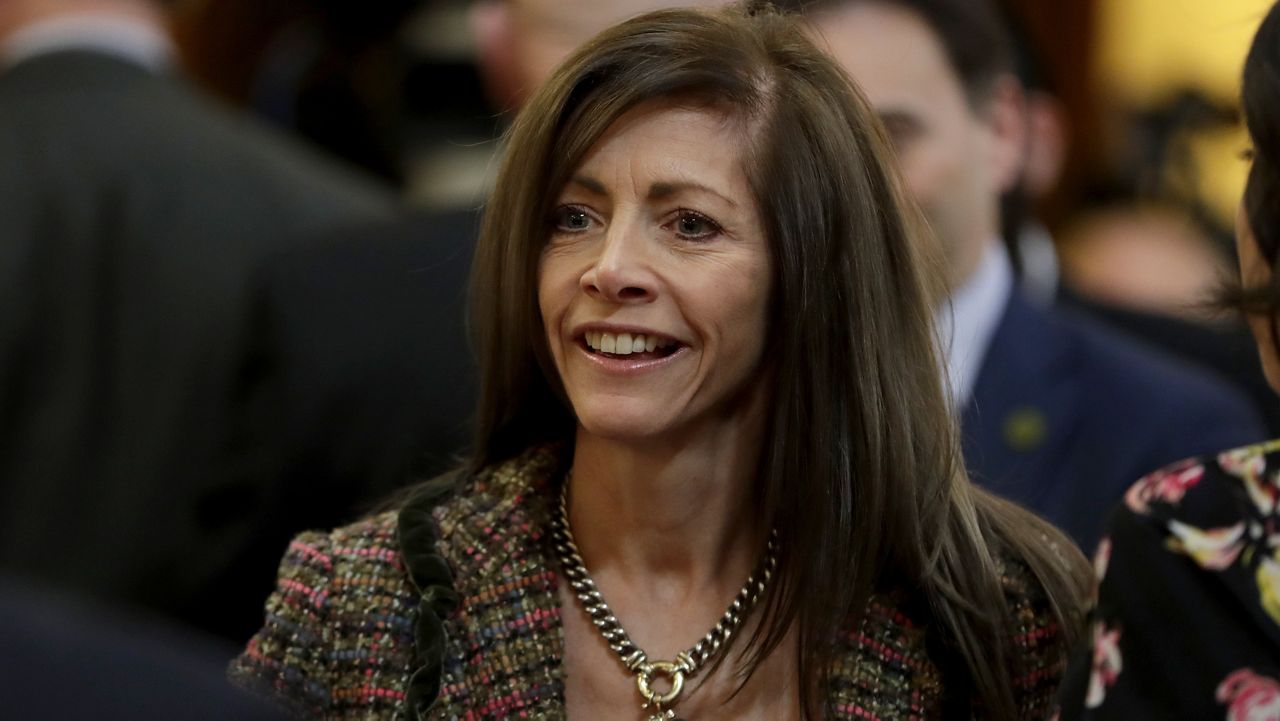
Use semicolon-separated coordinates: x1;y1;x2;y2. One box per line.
1056;3;1280;717
231;7;1090;720
470;0;727;113
770;0;1265;551
0;0;394;641
0;578;288;721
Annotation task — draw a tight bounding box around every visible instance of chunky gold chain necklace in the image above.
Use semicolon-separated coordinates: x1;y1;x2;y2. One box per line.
550;476;779;721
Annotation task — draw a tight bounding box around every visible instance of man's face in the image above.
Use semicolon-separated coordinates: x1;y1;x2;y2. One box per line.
807;2;1019;287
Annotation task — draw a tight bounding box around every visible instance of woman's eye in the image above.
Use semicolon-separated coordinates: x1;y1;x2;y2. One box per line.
553;206;593;232
672;212;721;240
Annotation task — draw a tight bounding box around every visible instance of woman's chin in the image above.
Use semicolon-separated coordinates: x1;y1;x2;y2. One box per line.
575;412;676;443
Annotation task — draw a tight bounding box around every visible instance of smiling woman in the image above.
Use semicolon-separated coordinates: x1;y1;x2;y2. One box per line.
538;102;771;443
231;5;1091;721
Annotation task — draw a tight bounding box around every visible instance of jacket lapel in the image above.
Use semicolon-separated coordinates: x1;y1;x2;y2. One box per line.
430;447;569;718
961;291;1082;514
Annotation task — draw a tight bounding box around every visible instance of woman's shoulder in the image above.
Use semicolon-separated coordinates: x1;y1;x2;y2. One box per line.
230;446;564;717
990;534;1065;612
272;443;564;601
1107;438;1280;577
989;536;1076;671
243;443;563;607
267;510;407;583
1095;437;1280;617
228;511;418;718
1054;439;1280;719
1121;438;1280;532
830;587;944;718
837;544;1072;718
849;536;1078;714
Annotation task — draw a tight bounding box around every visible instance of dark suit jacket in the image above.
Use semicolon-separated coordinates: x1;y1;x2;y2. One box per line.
212;212;477;642
0;51;395;640
252;210;476;486
962;292;1266;550
1058;284;1280;435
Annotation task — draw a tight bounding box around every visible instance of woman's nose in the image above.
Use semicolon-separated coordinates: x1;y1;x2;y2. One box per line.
580;222;657;303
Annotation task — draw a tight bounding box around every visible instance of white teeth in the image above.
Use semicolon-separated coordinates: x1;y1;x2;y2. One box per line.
583;330;677;354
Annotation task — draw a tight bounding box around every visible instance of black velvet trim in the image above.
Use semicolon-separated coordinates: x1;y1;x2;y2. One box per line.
396;475;461;720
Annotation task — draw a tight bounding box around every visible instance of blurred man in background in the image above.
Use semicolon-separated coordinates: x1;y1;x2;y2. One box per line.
774;0;1264;549
0;0;394;642
469;0;727;110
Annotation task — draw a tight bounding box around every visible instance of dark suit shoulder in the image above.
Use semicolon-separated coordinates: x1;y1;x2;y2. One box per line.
1051;304;1261;427
1062;286;1280;435
244;211;479;503
0;50;397;641
0;51;394;235
1003;295;1260;432
967;294;1265;548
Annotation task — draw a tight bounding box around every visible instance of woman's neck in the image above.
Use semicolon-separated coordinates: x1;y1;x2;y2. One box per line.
565;409;769;608
556;390;799;717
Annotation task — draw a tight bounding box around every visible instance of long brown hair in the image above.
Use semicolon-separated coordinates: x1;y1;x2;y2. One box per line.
466;5;1090;718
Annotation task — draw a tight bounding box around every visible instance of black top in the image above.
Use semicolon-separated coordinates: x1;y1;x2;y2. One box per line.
1057;439;1280;719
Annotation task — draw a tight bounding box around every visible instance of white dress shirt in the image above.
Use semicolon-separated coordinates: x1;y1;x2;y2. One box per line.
936;240;1014;407
1016;222;1061;308
1;13;174;71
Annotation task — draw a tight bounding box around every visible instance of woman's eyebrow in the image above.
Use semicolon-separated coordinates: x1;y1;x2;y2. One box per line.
569;175;739;209
648;181;738;208
569;175;607;195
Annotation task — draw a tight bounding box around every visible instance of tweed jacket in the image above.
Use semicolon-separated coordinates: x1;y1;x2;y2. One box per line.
231;446;1071;720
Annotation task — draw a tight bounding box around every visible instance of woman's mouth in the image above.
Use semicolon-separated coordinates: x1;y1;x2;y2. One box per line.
580;330;682;361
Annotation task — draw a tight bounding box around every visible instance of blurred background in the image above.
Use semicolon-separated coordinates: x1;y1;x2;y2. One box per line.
167;0;1272;321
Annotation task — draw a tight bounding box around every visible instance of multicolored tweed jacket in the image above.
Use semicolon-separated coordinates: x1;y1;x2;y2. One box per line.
230;446;1071;720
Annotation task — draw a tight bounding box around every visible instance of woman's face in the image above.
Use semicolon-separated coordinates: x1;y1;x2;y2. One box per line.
1236;200;1280;393
537;100;772;442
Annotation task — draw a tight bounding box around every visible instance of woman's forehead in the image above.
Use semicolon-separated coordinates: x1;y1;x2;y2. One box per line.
564;103;752;198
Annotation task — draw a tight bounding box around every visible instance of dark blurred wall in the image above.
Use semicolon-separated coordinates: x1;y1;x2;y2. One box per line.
171;0;433;186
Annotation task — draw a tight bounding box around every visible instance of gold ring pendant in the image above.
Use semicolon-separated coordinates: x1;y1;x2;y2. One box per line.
637;661;686;720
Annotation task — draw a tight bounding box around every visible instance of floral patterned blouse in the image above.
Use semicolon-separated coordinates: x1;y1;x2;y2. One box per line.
1056;439;1280;720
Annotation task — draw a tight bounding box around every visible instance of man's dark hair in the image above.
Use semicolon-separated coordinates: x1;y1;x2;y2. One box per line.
758;0;1015;104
